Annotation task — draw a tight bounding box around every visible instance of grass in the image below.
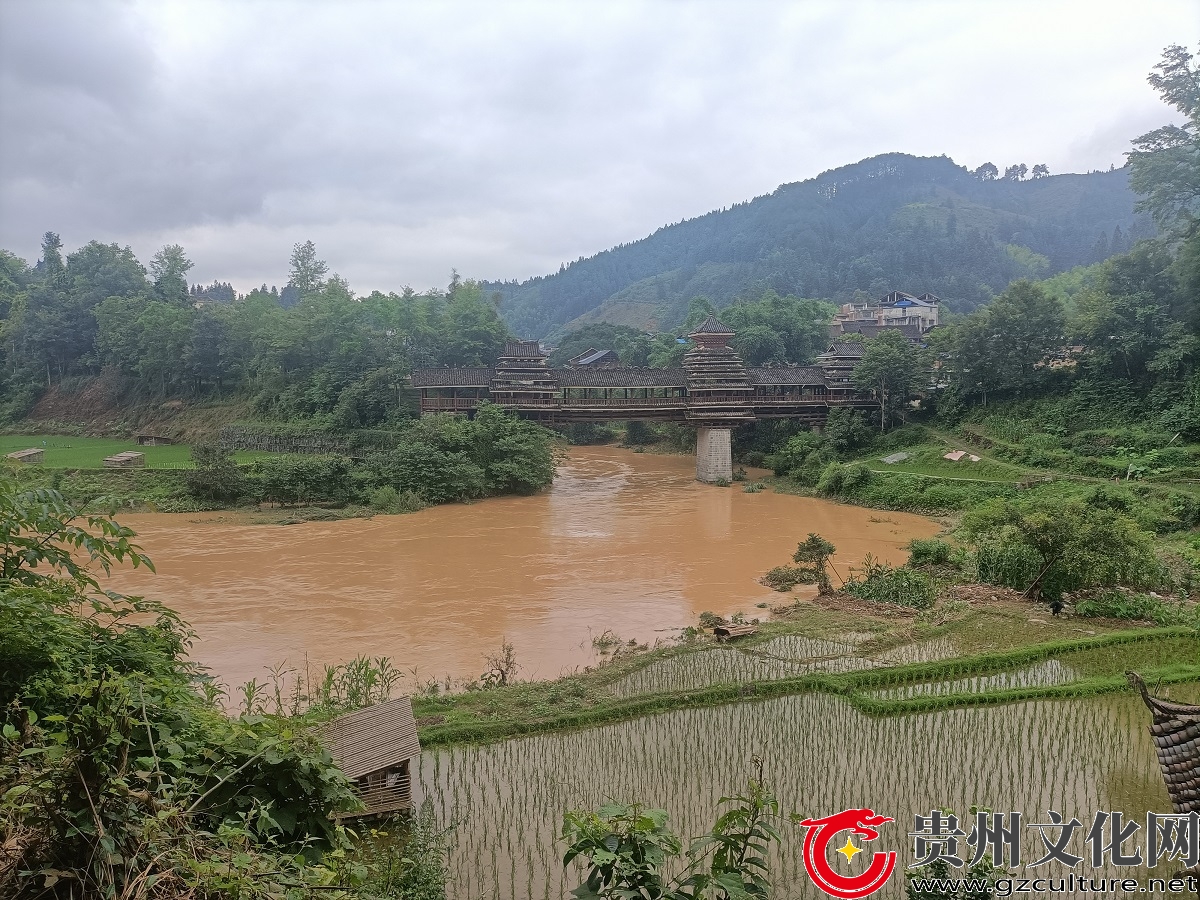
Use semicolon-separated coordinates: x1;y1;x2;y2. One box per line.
867;442;1028;482
0;433;270;469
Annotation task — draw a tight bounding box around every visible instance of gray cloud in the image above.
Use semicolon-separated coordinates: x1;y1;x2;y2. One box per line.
0;0;1194;295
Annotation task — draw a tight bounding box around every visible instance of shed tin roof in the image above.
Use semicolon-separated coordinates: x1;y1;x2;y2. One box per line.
324;696;421;780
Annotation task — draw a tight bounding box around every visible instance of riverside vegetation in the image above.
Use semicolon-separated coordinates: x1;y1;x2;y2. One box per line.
0;477;456;898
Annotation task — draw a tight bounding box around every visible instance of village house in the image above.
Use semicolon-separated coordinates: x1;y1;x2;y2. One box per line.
830;290;940;341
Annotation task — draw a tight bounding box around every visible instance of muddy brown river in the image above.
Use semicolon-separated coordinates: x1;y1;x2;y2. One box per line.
106;446;940;692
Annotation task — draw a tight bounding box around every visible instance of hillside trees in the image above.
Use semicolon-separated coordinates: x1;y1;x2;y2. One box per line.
940;281;1064;405
0;235;515;426
488;153;1140;337
548;323;655;367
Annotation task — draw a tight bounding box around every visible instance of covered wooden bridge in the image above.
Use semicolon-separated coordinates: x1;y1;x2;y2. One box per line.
410;317;877;482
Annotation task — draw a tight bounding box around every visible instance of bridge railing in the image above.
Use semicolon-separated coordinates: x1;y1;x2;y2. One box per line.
561;397;686;407
419;396;875;414
419;398;483;412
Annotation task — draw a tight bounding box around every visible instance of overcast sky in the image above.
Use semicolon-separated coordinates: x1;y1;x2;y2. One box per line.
0;0;1195;295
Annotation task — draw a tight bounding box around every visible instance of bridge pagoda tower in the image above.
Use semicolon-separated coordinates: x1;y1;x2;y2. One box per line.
683;316;754;483
489;341;558;413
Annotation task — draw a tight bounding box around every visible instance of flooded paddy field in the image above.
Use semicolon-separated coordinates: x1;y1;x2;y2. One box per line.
413;628;1198;899
415;690;1174;900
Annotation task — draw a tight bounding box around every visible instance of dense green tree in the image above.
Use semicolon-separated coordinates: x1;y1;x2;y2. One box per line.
135;302;193;392
851;329;921;430
961;499;1163;601
65;240;148;309
721;289;833;365
1072;243;1187;382
0;249;30;321
149;243;193;305
1128;44;1200;241
287;239;329;301
185;308;235;391
436;281;512;366
731;324;785;365
945;280;1063;403
93;295;150;373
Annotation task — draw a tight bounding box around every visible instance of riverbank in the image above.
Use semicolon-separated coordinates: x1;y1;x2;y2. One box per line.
408;588;1200;746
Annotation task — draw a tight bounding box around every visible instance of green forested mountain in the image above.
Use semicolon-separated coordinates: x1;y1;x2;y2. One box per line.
486;153;1149;339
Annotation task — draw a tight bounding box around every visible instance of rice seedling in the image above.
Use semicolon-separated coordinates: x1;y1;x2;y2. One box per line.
414;692;1172;899
869;658;1081;700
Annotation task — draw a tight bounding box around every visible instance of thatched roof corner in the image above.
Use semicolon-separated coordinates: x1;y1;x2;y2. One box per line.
323;696;420;781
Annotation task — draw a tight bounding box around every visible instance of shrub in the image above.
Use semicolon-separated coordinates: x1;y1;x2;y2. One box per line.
815;461;872;496
624;420;656;446
961;498;1165;601
185;444;247;503
1074;590;1194;625
846;556;937;609
770;431;823;475
249;454;353;506
761;565;814;591
368;484;426;514
908;538;953;567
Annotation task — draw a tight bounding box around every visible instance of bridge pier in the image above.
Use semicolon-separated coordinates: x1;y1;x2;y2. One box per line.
695;426;733;483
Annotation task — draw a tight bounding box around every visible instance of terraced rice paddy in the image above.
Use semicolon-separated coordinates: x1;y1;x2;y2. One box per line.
415;692;1170;900
414;631;1199;899
870;658;1080;699
605;633;960;699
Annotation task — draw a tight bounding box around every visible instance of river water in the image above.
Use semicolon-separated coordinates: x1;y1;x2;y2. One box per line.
107;446;940;692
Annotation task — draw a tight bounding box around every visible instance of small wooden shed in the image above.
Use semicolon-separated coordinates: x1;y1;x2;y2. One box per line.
5;448;43;465
324;696;421;819
713;623;758;641
103;451;145;468
1131;672;1200;814
136;434;175;446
